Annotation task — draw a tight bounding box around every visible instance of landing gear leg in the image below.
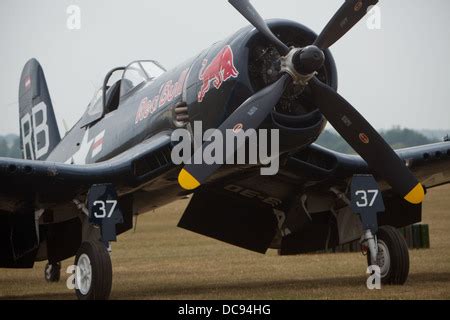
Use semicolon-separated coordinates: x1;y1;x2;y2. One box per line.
361;229;378;267
44;262;61;282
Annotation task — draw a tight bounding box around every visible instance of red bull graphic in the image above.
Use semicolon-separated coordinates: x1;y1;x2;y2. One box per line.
197;45;239;103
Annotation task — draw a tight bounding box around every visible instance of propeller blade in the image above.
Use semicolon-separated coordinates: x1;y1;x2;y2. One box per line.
179;74;291;190
309;77;424;204
229;0;290;56
314;0;379;50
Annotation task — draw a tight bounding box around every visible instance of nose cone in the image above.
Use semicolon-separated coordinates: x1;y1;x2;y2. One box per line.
293;45;325;75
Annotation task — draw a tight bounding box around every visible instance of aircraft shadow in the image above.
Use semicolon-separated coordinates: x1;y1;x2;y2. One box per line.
113;271;450;299
1;271;449;300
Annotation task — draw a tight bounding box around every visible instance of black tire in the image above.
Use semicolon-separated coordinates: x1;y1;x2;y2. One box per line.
367;226;409;285
74;241;112;300
44;262;61;283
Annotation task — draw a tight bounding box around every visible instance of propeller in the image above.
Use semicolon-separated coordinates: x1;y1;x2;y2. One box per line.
308;77;424;204
314;0;379;50
228;0;289;56
179;74;291;190
178;0;425;205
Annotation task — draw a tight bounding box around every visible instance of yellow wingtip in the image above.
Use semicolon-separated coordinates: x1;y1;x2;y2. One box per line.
404;183;425;204
178;168;201;190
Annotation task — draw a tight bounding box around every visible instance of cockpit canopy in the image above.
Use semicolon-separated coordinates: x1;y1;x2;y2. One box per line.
120;61;166;98
81;60;166;127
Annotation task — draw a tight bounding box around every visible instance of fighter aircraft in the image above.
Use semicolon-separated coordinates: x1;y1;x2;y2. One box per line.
1;0;449;300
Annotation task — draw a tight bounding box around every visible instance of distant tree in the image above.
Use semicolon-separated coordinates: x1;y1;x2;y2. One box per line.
315;130;355;154
7;136;21;158
0;136;8;157
0;135;21;159
381;126;436;149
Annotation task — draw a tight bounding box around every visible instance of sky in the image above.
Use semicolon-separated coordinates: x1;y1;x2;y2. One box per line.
1;0;450;135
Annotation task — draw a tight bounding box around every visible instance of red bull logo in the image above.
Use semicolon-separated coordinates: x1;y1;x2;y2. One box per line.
197;45;239;103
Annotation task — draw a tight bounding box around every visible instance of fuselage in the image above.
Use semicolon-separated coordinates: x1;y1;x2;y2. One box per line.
46;19;338;210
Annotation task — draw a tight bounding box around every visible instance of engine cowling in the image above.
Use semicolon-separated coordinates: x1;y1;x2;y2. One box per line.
246;20;338;151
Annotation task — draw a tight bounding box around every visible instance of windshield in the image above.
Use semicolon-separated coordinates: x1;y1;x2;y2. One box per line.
121;62;147;98
87;87;103;116
84;60;167;119
120;61;166;99
140;61;166;80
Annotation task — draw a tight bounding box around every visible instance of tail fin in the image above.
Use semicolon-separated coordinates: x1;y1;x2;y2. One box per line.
18;59;60;160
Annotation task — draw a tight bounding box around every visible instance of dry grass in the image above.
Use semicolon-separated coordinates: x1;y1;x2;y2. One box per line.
1;185;450;300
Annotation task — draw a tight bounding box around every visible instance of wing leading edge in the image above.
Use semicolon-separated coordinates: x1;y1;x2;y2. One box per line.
0;131;175;211
285;141;450;192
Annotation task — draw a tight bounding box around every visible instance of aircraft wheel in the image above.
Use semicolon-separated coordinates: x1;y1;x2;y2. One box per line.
44;262;61;282
74;241;112;300
367;226;409;285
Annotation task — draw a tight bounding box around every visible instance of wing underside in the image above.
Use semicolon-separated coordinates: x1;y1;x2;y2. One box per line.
177;141;450;255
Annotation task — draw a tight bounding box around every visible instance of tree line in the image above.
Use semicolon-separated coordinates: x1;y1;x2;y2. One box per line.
0;135;21;158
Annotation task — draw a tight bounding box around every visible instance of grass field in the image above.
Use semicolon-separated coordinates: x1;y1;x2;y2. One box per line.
1;185;449;300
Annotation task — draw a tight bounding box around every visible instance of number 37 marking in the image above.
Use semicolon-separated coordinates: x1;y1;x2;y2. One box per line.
93;200;117;218
355;190;379;208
